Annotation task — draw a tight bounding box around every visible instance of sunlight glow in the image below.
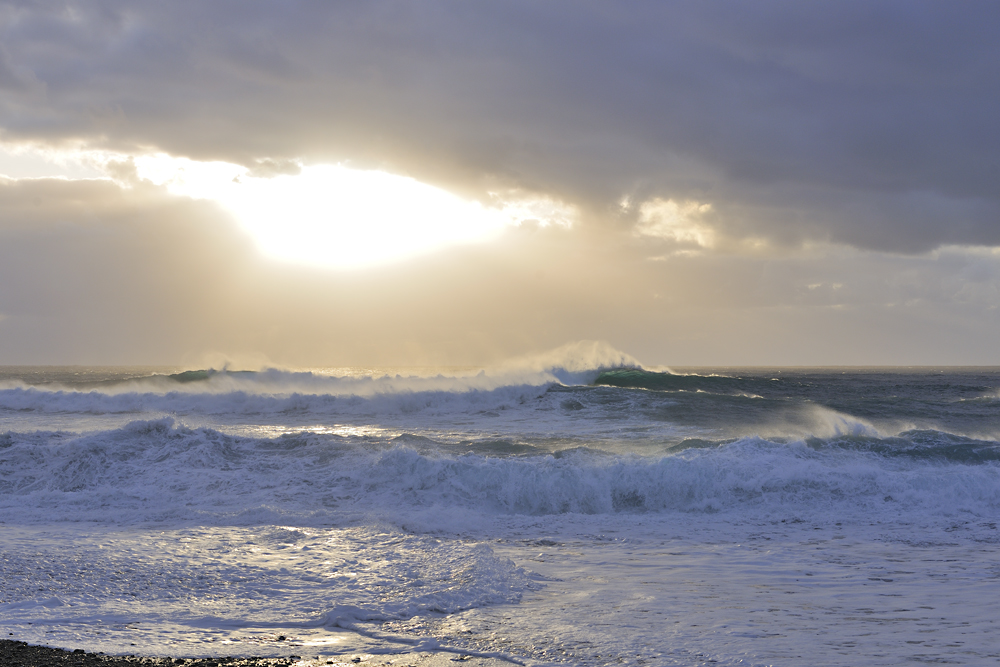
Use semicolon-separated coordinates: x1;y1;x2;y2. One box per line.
228;165;512;269
130;155;576;269
634;197;715;248
0;144;577;270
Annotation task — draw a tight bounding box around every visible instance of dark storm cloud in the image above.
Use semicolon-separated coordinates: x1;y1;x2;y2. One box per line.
1;0;999;251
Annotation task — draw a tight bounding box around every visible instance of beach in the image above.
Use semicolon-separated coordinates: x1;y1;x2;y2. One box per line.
0;640;515;667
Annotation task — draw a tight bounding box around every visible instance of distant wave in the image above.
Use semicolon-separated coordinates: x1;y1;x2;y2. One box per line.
1;340;642;395
594;368;743;393
0;368;594;417
0;342;648;419
166;369;259;383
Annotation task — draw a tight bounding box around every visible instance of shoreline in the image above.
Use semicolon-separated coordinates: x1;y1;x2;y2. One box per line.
0;641;297;666
0;640;515;667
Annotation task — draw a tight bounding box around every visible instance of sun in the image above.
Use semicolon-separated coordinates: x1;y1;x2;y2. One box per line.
128;157;517;269
220;165;516;269
0;144;575;270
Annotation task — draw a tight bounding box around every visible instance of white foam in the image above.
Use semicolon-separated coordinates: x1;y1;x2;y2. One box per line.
2;420;998;529
0;525;534;658
481;514;1000;666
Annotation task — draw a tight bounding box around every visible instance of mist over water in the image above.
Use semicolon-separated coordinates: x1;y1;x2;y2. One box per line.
2;347;999;665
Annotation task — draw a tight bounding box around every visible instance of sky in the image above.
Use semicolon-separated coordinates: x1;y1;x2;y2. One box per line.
1;0;999;367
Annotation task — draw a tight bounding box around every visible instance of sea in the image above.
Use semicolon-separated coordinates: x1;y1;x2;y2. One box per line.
1;345;999;666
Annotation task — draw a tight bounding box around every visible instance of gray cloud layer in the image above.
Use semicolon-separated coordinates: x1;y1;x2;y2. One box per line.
2;1;1000;365
2;0;999;252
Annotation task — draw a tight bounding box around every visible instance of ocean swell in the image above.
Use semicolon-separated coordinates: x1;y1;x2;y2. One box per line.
1;419;998;527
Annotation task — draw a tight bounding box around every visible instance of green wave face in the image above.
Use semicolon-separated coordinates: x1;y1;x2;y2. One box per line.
593;368;746;393
168;370;213;383
167;369;259;383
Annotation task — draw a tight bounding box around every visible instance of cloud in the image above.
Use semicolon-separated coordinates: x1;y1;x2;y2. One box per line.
2;173;999;366
0;42;42;93
2;2;1000;365
0;1;998;253
246;158;301;179
635;199;715;248
0;175;259;363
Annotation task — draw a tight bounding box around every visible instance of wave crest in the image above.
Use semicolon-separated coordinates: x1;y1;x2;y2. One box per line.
2;420;998;526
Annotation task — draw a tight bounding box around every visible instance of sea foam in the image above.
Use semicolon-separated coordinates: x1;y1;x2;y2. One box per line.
2;418;998;528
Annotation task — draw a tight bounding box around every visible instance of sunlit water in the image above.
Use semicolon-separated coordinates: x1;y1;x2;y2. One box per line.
1;361;999;665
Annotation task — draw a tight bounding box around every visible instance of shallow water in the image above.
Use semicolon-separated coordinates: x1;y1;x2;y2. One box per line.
1;359;998;665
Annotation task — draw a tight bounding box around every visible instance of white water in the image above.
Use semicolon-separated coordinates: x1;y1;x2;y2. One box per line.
4;515;998;665
2;355;999;665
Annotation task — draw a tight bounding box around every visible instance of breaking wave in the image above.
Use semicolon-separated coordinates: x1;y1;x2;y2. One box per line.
1;418;997;527
0;341;644;418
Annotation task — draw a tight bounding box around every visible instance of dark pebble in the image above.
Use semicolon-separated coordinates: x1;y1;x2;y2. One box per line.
0;640;311;666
